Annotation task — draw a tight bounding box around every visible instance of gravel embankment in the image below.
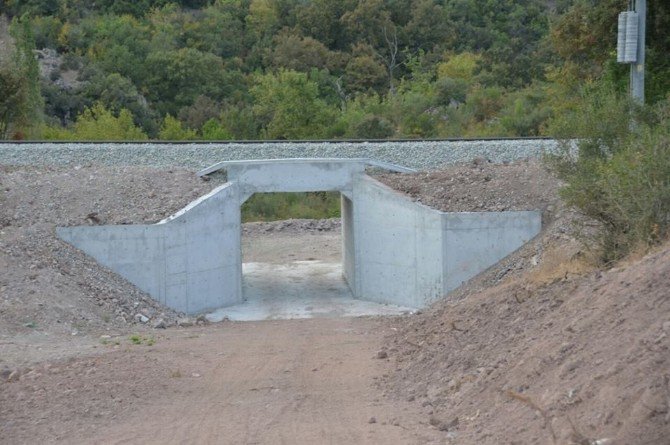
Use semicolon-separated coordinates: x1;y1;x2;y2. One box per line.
376;159;560;213
0;140;559;170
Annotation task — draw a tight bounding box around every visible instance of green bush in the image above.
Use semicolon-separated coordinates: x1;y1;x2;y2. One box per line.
242;192;341;222
43;102;148;140
550;87;670;263
352;115;394;139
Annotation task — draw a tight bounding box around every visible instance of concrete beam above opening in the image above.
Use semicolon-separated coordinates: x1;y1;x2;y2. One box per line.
197;158;416;177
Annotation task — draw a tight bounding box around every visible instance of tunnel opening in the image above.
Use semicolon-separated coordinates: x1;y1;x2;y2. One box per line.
205;191;410;321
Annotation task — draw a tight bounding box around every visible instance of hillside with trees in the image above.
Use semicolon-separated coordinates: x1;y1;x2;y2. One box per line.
0;0;668;140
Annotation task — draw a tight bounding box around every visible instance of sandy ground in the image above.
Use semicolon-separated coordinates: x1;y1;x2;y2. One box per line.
1;318;444;445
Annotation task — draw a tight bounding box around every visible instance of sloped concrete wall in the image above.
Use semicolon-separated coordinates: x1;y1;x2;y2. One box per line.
442;212;541;295
351;175;541;307
352;175;445;307
58;182;242;313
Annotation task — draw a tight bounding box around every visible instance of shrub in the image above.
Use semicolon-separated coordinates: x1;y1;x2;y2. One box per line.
242;192;341;222
352;115;394;139
158;115;197;140
43;103;147;140
549;87;670;263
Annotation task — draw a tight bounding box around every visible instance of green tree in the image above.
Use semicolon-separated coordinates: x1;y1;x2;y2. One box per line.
294;0;355;50
2;17;44;138
143;48;231;116
344;48;387;95
183;1;247;58
251;69;336;139
158;115;197;140
0;67;29;139
178;95;221;131
83;72;155;134
201;118;233;140
549;87;670;261
60;102;148;140
270;31;340;73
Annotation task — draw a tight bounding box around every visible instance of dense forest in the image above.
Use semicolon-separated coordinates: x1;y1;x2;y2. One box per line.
0;0;668;140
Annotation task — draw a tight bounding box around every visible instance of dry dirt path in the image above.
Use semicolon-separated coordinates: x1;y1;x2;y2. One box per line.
1;318;443;445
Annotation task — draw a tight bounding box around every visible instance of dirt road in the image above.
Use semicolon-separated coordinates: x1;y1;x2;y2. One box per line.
1;317;442;445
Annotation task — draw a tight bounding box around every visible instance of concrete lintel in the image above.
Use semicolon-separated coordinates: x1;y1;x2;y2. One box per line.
197;158;414;177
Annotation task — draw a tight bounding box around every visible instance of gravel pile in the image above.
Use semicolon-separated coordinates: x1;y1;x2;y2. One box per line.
375;158;560;213
0;140;558;170
0;165;216;336
242;218;341;235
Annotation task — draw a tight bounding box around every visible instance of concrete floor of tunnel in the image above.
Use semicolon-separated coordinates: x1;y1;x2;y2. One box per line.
206;261;413;321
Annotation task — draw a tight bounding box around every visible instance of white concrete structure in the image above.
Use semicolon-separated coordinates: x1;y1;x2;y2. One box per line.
58;159;541;314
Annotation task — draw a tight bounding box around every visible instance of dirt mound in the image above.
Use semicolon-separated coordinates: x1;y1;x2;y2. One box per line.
376;159;559;213
382;237;670;444
0;165;216;341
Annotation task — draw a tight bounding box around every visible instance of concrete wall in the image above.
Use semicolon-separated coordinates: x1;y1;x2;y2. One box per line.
350;175;541;308
352;175;444;307
56;159;542;314
58;182;242;313
341;195;355;291
442;212;541;294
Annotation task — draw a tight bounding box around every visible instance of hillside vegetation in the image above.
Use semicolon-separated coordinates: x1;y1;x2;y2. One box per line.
0;0;668;140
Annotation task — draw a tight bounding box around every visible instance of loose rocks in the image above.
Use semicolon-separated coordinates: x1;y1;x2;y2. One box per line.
0;140;559;171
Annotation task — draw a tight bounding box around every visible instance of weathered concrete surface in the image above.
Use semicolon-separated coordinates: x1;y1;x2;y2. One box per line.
58;158;542;314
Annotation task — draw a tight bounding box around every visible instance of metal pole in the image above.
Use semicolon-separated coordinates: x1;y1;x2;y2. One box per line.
631;0;646;104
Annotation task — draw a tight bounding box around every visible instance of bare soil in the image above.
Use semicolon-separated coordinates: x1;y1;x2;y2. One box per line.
1;161;668;444
0;318;444;445
381;242;670;444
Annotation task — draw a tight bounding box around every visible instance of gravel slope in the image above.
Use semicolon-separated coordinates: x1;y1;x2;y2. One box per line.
0;139;558;170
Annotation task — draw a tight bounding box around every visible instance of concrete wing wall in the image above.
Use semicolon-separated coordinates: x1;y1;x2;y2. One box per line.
441;212;541;294
352;175;444;307
351;175;542;309
57;182;242;314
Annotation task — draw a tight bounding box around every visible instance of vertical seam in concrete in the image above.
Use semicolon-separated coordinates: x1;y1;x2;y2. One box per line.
441;214;449;298
161;228;167;305
185;220;190;313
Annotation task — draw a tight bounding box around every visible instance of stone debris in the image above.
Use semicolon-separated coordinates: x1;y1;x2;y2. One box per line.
134;314;149;323
177;318;194;327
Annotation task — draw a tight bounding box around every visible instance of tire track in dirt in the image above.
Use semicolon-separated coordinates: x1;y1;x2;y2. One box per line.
2;318;444;444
